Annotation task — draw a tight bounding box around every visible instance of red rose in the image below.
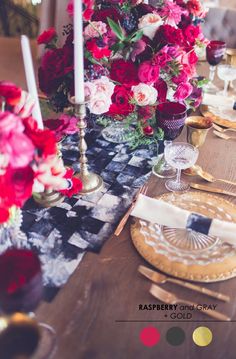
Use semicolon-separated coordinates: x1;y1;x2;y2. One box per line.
110;60;139;86
86;38;111;59
59;168;83;197
138;61;160;84
24;119;57;158
0;81;21;106
108;85;134;116
154;79;168;103
6;167;34;207
37;28;57;45
188;50;198;64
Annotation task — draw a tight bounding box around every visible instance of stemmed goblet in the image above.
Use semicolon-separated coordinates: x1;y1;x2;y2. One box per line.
152;140;177;178
217;64;236;97
164;142;199;192
205;40;226;93
0;249;56;359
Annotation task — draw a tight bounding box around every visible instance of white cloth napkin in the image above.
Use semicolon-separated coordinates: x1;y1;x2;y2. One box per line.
131;194;236;246
202;93;235;109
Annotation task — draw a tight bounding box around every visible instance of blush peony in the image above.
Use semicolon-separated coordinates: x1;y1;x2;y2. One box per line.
132;83;157;106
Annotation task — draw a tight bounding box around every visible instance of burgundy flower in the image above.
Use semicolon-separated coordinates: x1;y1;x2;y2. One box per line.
154;79;168;103
92;8;122;23
154;25;185;48
135;3;157;17
138;105;155;120
110;60;139;86
143;125;154;136
108;85;134;116
134;36;154;62
37;28;57;45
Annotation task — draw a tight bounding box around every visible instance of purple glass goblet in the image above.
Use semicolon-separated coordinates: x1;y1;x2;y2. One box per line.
156;102;187;140
205;40;226;93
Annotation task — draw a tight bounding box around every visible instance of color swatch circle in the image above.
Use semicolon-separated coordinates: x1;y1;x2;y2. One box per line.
140;327;161;347
166;327;185;346
192;327;213;347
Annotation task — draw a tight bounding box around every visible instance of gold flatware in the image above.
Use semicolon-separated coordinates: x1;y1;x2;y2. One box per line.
190;183;236;197
213;130;236;140
184;164;236;186
213;123;236;133
139;265;230;302
150;284;231;321
114;184;148;236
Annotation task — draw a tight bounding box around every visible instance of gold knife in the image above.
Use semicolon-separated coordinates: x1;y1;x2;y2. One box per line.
138;265;230;302
190;183;236;197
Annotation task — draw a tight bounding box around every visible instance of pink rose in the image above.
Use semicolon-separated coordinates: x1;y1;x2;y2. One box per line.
0;112;24;135
88;93;112;114
1;132;34;169
84;21;107;39
132;83;157;106
174;82;193;101
138;61;159;84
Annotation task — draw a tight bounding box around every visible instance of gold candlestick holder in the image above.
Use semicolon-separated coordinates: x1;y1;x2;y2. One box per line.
70;98;103;195
33;188;65;208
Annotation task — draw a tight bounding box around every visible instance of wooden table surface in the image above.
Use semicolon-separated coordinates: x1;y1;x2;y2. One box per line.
36;99;236;359
1;37;236;359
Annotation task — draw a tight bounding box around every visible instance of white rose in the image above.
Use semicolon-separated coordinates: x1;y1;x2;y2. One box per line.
138;13;163;40
93;76;115;97
132;83;157;106
88;93;112;115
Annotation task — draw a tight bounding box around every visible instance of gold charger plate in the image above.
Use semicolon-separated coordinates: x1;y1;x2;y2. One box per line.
131;191;236;282
200;104;236;129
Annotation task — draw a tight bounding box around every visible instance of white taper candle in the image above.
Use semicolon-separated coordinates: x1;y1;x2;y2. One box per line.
21;35;43;129
74;0;85;104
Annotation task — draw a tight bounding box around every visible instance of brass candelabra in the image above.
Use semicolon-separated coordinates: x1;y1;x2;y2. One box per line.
70;98;103;195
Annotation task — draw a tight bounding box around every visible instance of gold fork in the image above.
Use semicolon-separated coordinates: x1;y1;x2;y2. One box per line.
114;184;148;236
185;164;236;186
213;130;236;141
150;284;230;321
213;123;236;133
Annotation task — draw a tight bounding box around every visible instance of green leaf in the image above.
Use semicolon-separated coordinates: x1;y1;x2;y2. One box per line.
107;18;125;41
130;30;143;43
111;42;125;54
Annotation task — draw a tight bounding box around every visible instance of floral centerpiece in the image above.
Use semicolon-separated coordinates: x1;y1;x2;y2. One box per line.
0;81;82;225
38;0;207;146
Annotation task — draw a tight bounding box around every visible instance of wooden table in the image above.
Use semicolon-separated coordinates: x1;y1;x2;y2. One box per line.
36;124;236;358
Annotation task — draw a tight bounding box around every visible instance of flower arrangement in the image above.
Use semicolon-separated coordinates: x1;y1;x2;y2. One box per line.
0;82;82;224
38;0;207;144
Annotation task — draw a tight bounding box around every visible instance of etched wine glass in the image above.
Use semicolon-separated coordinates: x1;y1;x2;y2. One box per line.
205;40;226;93
152;140;177;178
0;249;56;359
217;64;236;96
164;143;199;192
